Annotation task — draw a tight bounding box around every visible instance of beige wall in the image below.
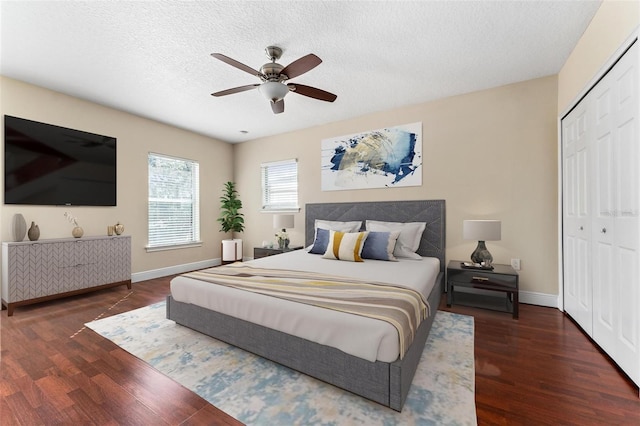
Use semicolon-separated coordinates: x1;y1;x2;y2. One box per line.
558;0;640;113
0;77;234;275
234;76;558;297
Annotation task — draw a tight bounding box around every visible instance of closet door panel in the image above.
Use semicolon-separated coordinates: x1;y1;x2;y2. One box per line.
592;72;615;241
616;245;639;380
575;237;592;332
562;120;577;315
618;246;638;337
592;238;615;352
592;74;615;348
562;101;592;333
613;43;640;383
591;41;640;385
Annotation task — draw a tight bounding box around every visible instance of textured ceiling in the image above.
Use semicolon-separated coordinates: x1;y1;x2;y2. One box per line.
0;1;602;143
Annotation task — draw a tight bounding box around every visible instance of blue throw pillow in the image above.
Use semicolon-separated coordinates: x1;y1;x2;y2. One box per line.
361;231;400;261
309;228;330;254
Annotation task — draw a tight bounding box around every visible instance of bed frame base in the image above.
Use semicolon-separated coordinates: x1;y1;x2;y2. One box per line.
166;271;442;412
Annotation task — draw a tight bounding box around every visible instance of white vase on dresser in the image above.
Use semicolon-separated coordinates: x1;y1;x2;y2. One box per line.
11;213;27;242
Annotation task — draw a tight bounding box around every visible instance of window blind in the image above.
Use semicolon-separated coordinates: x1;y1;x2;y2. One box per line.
261;158;298;211
148;153;200;248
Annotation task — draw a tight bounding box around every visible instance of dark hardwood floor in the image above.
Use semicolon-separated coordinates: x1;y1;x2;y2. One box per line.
1;277;638;425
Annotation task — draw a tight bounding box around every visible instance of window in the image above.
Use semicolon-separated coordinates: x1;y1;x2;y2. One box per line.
148;153;200;250
261;158;299;212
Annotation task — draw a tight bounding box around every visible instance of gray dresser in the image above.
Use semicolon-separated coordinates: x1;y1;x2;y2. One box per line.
1;235;131;316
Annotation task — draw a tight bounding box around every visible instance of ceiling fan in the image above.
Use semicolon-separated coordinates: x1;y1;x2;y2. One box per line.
211;46;337;114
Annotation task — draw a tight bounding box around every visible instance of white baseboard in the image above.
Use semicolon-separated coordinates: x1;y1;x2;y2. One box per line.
519;290;559;309
131;258;221;283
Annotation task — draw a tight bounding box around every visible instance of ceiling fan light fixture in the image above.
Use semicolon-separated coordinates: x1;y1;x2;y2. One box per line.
258;81;289;102
211;47;337;114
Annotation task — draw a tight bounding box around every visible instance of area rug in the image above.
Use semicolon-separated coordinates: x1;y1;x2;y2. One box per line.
86;302;476;425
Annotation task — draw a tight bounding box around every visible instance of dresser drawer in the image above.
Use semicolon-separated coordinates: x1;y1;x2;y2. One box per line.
448;268;518;290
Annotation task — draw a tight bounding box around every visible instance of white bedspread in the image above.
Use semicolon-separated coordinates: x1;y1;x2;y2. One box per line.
170;249;440;362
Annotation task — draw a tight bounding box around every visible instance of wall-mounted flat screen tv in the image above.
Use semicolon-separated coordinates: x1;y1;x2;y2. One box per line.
4;115;117;206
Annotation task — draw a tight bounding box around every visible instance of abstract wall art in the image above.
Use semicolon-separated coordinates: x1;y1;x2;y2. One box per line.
321;122;422;191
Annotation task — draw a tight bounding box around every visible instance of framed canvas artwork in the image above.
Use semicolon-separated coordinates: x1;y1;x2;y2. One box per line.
321;122;422;191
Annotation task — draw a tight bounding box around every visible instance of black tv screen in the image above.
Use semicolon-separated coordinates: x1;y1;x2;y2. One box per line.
4;115;117;206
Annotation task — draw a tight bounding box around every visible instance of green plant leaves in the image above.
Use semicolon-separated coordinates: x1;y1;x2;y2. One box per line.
217;181;245;233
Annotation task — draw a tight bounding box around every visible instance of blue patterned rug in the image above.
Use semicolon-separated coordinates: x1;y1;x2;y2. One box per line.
86;302;476;425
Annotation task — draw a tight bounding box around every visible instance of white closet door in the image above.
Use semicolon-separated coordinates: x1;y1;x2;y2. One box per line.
591;41;639;384
562;98;593;334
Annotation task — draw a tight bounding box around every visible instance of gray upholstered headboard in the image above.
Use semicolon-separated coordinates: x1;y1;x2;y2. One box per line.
305;200;446;272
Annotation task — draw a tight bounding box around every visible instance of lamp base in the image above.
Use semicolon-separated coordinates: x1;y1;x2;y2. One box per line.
470;241;493;264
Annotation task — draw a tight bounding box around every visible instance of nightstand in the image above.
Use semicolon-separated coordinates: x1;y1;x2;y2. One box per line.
254;246;304;259
446;260;519;319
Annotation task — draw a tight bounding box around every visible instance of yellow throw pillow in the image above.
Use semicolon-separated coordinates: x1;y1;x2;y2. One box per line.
322;230;369;262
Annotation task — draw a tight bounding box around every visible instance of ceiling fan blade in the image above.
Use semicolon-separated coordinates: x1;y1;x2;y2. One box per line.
280;54;322;79
271;99;285;114
211;53;265;78
211;84;259;97
289;83;337;102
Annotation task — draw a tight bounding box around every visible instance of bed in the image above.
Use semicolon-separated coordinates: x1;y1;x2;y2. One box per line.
166;199;446;411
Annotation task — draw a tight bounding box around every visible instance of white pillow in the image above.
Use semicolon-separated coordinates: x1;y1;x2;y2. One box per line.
365;220;426;260
322;230;369;262
314;219;362;233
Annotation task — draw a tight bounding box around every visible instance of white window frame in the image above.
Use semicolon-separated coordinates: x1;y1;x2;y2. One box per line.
147;152;201;251
261;158;299;212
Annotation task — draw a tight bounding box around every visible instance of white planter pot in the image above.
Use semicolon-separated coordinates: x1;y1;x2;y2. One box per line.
221;239;243;262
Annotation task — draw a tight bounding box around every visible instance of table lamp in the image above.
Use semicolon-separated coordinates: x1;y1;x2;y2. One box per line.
273;214;294;249
273;214;294;233
463;220;501;264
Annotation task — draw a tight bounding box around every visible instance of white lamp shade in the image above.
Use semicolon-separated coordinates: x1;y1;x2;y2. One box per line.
463;220;501;241
273;214;294;229
259;81;290;102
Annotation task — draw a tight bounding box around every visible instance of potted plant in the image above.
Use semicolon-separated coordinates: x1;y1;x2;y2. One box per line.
217;181;244;262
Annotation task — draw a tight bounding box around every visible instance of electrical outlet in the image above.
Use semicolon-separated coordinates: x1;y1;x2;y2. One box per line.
511;258;521;271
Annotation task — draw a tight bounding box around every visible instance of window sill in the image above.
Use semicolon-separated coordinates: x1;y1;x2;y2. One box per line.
145;241;203;252
261;208;300;213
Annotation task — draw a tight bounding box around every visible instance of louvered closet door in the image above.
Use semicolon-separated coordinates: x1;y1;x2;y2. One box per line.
562;97;593;334
591;41;639;384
